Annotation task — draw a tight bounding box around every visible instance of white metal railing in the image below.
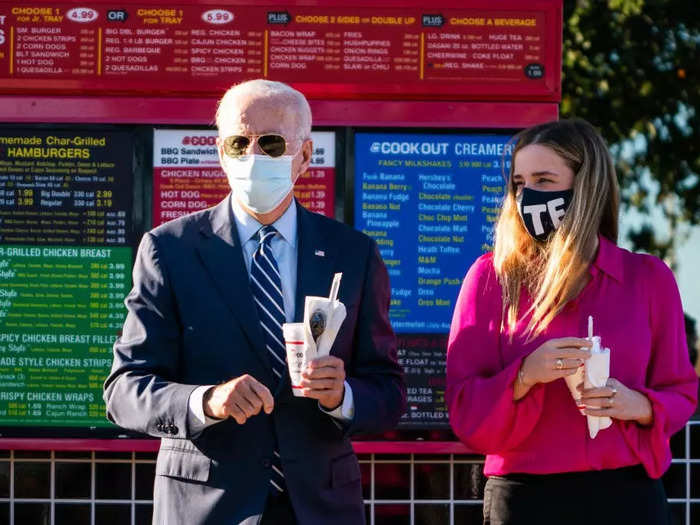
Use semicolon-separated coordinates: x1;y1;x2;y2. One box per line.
0;420;698;525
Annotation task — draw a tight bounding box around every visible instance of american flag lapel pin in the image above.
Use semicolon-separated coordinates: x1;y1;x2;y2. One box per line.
315;249;325;257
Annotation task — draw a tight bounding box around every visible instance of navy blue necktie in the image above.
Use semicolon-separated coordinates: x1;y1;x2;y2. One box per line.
250;225;287;493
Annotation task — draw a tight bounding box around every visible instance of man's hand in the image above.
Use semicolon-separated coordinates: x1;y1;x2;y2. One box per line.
203;374;274;424
300;356;346;410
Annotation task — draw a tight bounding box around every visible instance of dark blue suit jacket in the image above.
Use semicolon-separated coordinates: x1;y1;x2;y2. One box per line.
103;196;406;524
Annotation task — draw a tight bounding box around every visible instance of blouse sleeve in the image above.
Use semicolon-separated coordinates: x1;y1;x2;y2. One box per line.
446;255;546;453
618;256;698;478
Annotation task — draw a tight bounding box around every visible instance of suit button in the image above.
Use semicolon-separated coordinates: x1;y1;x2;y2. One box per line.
262;458;271;468
169;426;178;434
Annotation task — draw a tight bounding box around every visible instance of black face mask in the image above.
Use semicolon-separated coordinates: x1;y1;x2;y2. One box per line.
517;187;573;242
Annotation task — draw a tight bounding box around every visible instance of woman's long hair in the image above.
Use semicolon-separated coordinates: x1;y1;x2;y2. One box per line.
493;119;619;339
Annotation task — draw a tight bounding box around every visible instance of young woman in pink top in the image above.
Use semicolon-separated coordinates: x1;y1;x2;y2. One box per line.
446;119;697;524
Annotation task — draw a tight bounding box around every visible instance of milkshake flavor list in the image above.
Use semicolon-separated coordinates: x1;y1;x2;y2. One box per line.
355;133;511;333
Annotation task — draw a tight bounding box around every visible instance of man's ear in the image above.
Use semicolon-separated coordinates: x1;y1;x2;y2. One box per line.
216;136;226;165
294;138;313;182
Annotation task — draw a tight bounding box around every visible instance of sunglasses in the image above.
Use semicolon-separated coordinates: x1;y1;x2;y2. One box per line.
222;134;298;159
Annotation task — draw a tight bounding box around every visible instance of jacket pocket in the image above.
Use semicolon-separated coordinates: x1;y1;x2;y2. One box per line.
330;452;361;488
156;441;211;482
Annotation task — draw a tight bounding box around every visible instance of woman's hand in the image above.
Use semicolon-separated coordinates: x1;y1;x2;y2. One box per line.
579;377;653;425
520;337;591;386
514;337;591;400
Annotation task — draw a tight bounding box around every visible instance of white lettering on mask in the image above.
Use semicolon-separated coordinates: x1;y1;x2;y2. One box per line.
547;197;566;228
522;203;547;236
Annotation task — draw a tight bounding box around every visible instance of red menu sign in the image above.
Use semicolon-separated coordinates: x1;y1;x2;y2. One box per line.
0;2;560;101
152;129;335;227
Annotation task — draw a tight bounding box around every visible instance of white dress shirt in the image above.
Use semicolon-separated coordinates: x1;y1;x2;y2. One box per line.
187;197;354;433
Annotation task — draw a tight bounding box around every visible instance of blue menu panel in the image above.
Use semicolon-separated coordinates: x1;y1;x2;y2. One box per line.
355;133;512;333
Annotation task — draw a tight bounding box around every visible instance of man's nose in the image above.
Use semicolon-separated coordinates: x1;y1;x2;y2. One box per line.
241;137;262;156
250;137;265;155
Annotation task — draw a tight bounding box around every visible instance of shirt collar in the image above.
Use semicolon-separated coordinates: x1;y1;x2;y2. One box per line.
591;234;623;283
230;195;298;248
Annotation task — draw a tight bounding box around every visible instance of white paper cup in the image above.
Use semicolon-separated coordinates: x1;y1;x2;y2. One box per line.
283;322;312;397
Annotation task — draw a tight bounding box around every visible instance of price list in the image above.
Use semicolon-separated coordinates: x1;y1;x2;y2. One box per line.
0;130;133;246
0;128;133;429
0;245;130;426
3;5;264;80
11;9;98;76
267;17;420;81
102;10;265;79
292;132;335;217
354;132;511;333
422;13;546;80
397;334;449;428
0;4;557;100
153;129;335;226
152;129;226;227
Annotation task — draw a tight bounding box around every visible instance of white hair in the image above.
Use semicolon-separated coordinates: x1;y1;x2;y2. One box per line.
216;79;312;139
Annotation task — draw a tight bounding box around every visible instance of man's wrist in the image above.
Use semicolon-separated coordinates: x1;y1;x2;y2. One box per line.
202;386;223;420
319;386;345;411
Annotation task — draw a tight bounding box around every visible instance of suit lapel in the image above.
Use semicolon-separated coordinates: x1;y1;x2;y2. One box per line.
195;196;271;378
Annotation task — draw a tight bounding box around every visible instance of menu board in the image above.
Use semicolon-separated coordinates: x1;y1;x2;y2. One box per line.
0;2;560;101
355;132;511;427
397;334;449;428
0;128;133;428
0;130;133;246
153;129;335;226
354;132;511;333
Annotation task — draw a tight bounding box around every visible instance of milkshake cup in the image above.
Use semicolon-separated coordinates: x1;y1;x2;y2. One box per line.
283;322;315;396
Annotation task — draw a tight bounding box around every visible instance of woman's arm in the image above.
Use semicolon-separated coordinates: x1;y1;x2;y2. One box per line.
446;255;547;453
615;256;698;478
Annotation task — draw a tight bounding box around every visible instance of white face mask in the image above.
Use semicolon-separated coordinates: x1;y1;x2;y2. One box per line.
222;154;295;214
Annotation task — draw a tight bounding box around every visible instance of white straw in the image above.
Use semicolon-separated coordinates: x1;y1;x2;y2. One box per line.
329;273;342;302
588;315;593;339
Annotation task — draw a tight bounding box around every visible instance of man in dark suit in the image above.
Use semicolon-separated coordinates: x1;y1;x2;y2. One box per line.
103;79;406;524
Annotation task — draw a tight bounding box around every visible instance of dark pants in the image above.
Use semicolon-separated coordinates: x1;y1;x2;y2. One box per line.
483;465;670;525
260;490;298;525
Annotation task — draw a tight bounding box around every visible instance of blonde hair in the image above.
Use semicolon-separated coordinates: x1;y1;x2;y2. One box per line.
494;119;619;339
215;79;312;139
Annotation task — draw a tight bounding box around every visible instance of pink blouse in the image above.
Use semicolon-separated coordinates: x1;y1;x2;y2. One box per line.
446;235;697;478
